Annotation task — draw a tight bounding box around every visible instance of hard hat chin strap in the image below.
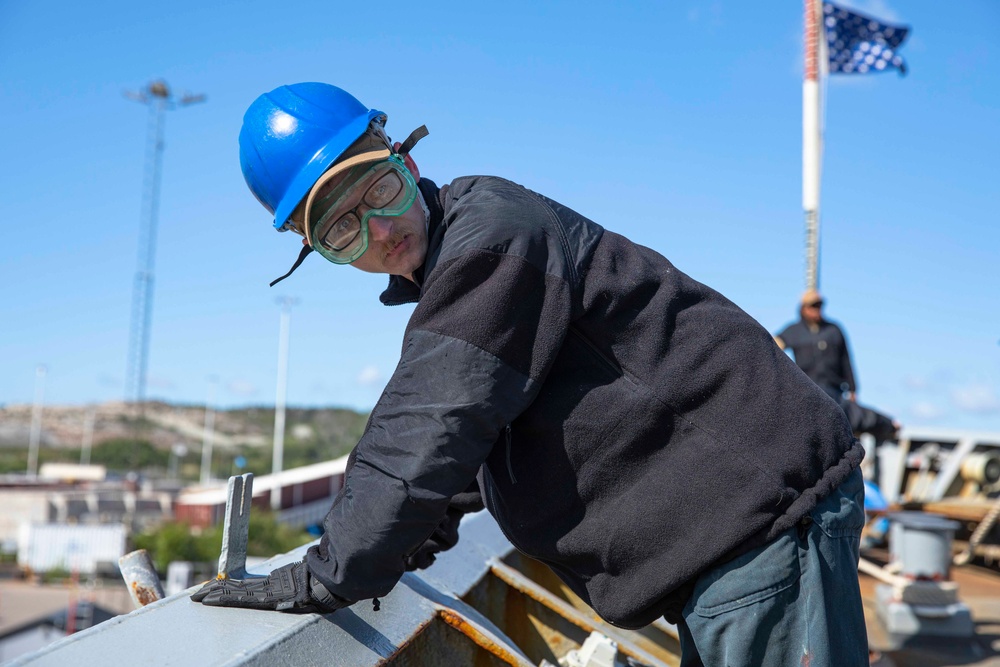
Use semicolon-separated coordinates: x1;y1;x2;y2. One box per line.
396;125;428;157
270;245;313;287
268;124;429;287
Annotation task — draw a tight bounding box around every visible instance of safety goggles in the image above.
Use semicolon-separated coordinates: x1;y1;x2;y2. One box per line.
269;124;428;286
307;155;417;264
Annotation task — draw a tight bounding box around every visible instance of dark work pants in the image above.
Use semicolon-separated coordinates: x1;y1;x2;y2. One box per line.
676;468;868;667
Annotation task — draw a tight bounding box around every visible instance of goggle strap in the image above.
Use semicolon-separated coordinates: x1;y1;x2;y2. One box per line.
396;125;429;157
270;245;314;287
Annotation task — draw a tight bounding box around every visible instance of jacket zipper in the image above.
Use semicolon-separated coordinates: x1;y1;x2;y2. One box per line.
504;424;517;484
482;464;569;577
482;466;522;550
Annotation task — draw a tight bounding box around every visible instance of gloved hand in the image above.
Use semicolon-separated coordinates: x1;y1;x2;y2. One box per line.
191;560;351;613
405;506;464;571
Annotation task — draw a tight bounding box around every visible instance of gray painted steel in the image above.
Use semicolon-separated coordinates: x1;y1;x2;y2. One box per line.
9;512;525;667
219;473;253;579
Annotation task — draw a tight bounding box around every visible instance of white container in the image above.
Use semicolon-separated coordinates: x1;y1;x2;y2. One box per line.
17;523;126;574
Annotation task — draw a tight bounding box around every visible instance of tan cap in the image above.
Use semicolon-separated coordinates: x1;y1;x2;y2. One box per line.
286;124;392;243
801;289;824;306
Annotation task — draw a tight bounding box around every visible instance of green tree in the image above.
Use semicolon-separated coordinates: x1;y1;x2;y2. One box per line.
91;438;168;471
134;513;314;573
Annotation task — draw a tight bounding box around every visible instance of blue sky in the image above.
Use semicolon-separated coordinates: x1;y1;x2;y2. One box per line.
2;0;998;432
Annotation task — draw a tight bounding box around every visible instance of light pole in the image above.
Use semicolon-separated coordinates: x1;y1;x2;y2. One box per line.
123;80;205;419
271;297;298;511
80;407;95;466
200;377;218;486
26;365;47;477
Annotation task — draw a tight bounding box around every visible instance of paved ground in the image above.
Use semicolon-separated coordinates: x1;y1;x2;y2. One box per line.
862;554;1000;667
0;578;135;636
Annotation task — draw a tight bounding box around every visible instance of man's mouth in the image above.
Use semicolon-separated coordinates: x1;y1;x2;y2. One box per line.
384;233;409;260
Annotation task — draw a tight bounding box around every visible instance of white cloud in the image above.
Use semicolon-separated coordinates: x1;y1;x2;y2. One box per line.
686;3;721;26
147;375;175;390
910;401;945;420
357;366;382;387
227;380;258;397
951;384;1000;414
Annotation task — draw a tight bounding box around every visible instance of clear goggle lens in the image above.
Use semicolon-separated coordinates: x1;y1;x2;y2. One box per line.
309;155;417;264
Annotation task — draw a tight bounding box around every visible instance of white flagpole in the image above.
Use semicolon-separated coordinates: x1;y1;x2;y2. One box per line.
803;0;824;292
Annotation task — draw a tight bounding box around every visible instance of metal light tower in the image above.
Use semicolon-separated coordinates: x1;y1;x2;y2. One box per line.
124;80;205;412
80;407;96;466
271;297;298;511
26;365;47;477
200;376;218;486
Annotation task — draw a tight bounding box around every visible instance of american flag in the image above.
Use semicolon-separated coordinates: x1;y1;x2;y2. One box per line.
823;2;910;75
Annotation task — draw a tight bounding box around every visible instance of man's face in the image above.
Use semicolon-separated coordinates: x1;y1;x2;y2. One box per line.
802;300;823;324
304;158;429;280
350;199;428;279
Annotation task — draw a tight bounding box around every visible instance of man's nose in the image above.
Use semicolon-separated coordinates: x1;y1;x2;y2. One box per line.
367;216;393;242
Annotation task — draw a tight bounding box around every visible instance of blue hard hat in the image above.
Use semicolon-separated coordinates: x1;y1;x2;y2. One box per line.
239;83;385;231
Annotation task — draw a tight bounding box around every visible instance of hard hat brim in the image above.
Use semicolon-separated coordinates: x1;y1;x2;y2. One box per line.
272;108;385;230
300;147;392;248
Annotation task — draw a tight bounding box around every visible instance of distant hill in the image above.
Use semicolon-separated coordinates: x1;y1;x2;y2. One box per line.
0;401;369;477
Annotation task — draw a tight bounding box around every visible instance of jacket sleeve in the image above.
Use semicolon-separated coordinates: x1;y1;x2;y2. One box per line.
315;447;483;575
305;195;575;602
403;478;485;572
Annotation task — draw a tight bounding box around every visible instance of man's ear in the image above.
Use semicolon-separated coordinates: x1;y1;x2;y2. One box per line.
393;142;421;181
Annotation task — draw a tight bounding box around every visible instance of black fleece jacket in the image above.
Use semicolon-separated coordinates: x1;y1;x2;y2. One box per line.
306;176;862;628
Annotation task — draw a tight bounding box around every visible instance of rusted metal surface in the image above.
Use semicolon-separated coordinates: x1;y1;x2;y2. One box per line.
118;549;164;609
130;580;160;607
435;606;535;667
488;558;674;667
381;616;516;667
502;551;681;657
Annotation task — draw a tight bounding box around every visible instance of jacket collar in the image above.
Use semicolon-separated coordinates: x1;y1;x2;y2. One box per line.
379;178;444;306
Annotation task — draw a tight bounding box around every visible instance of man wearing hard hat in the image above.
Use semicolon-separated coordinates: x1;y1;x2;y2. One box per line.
193;83;869;666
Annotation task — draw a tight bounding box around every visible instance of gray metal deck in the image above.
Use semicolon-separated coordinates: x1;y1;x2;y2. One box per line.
8;512;681;666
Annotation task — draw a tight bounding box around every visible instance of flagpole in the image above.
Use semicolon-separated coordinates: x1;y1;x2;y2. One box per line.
803;0;823;292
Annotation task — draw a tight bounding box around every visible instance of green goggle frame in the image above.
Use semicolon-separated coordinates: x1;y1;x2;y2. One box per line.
308;155;418;265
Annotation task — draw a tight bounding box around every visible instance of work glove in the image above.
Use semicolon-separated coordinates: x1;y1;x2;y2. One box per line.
404;482;484;571
405;506;464;571
191;560;351;613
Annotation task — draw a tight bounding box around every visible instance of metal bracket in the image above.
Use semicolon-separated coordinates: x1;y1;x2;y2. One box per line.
218;473;254;579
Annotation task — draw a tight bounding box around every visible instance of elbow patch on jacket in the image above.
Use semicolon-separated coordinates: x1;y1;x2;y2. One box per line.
408;249;572;381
